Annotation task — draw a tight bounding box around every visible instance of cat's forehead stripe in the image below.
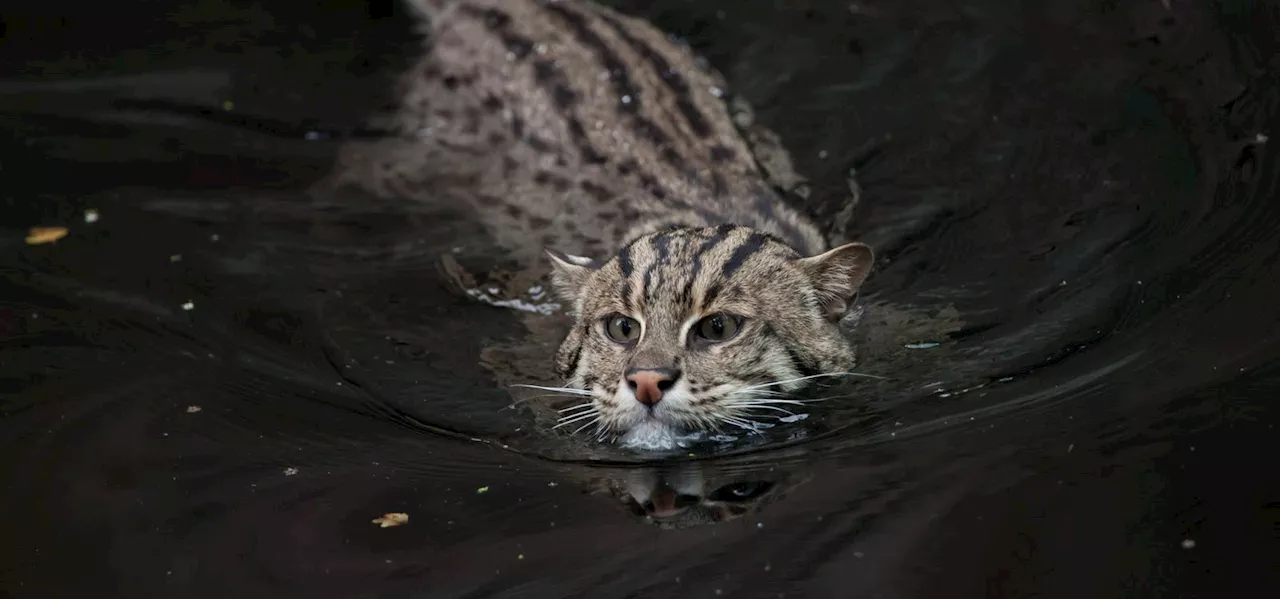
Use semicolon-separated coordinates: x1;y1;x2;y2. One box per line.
609;226;788;316
720;231;770;280
684;226;735;308
641;232;675;303
617;243;635;277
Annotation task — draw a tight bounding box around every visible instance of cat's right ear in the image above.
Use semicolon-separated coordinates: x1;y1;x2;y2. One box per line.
545;248;600;303
796;242;874;322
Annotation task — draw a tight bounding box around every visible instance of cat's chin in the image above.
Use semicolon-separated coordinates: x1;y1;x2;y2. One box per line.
618;419;700;452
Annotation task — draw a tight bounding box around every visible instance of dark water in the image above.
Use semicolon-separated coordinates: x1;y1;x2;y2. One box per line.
2;0;1278;597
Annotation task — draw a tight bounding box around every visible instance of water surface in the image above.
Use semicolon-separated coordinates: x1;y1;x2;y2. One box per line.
2;0;1278;597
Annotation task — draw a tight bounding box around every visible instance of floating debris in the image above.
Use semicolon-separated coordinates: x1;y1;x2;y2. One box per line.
904;342;941;349
463;288;561;315
1181;538;1196;550
476;486;490;494
221;100;234;111
169;254;183;263
185;405;203;414
25;227;68;245
283;467;298;476
83;209;100;224
181;301;195;311
372;513;409;528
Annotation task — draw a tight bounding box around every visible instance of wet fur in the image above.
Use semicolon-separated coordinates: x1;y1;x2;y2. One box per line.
327;0;875;447
550;225;871;446
329;0;831;263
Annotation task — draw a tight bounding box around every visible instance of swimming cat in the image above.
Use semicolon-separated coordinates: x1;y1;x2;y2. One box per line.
328;0;874;449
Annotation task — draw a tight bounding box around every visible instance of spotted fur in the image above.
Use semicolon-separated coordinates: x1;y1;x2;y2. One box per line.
329;0;835;263
326;0;875;447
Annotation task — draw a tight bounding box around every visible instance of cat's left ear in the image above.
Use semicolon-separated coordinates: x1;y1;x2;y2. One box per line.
796;242;874;321
545;248;601;303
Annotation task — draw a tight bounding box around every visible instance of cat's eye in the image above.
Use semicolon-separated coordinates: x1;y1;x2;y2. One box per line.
708;481;774;502
694;313;742;342
603;314;640;343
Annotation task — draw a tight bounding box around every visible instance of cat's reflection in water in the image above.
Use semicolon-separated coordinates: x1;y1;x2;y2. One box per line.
586;461;806;529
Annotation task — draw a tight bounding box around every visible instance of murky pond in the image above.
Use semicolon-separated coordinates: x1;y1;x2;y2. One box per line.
2;0;1277;597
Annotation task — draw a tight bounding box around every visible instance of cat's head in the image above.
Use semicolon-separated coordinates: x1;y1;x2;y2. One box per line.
547;224;873;449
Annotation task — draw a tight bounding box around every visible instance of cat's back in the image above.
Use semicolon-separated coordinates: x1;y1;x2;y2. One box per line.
330;0;823;260
406;0;762;178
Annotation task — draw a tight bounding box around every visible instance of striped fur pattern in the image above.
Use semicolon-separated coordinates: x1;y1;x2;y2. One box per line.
550;225;872;447
327;0;875;448
331;0;829;262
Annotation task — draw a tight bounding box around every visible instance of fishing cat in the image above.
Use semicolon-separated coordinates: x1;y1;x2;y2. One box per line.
327;0;874;449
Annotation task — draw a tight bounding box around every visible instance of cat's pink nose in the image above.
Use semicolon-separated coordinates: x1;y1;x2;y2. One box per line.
625;368;678;406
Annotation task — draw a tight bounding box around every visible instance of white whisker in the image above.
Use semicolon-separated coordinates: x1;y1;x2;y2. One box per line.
595;425;613;443
554;411;599;429
557;402;596;413
510;384;592;396
731;404;798;417
719;415;759;431
694;414;725;435
795;392;862;403
508;392;586;407
737;371;885;393
734;386;793;394
726;398;808;407
732;412;774;431
570;417;601;436
555;409;597;423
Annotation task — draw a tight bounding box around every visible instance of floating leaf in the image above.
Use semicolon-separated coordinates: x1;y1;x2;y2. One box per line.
25;227;68;245
372;513;409;528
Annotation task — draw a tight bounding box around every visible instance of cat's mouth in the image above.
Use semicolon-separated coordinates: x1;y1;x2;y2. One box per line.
609;381;709;449
610;384;750;450
602;379;815;450
618;417;687;450
617;405;739;451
